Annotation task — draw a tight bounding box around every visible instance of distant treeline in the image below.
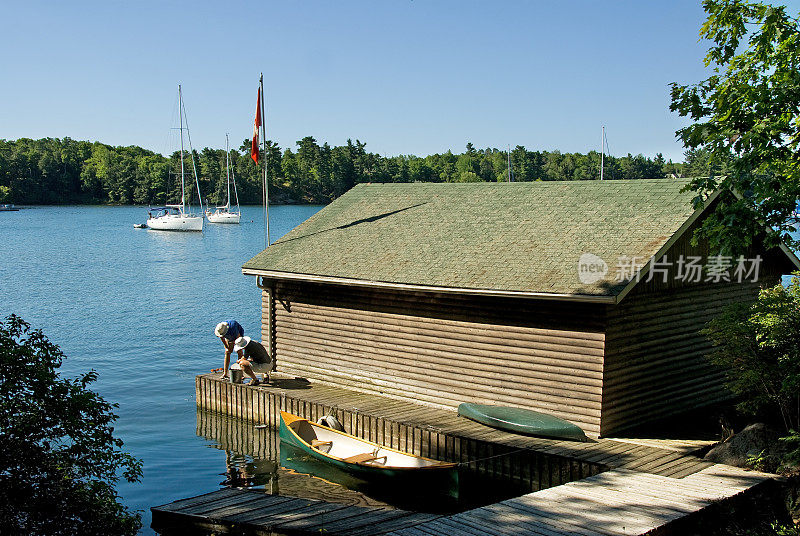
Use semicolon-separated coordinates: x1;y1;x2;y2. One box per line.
0;137;711;205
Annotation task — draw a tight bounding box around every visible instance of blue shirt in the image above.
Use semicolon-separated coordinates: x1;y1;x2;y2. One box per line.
222;320;244;341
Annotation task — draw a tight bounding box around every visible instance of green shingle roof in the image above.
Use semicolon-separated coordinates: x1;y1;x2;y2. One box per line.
242;180;699;297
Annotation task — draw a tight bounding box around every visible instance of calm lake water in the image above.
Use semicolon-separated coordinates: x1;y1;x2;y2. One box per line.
0;205;527;534
0;205;324;533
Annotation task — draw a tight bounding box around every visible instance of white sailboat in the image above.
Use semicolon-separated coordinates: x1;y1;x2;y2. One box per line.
206;133;241;224
147;85;204;232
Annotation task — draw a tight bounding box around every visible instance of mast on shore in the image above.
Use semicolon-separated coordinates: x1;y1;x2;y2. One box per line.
507;145;514;182
600;125;604;181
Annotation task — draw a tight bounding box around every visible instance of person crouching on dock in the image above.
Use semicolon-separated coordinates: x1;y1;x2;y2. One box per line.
215;320;244;379
233;336;271;386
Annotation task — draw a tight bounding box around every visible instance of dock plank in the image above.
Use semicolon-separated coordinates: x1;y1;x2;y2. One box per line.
272;504;388;532
222;496;313;524
426;517;510;536
244;501;352;528
176;491;276;516
479;502;605;536
323;509;424;535
345;512;443;536
411;524;464;536
152;488;242;512
397;527;450;536
452;509;583;536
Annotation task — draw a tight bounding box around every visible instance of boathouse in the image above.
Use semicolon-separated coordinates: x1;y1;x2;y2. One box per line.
242;180;799;437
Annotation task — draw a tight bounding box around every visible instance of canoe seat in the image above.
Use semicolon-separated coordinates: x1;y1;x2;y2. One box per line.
311;439;332;449
342;452;387;465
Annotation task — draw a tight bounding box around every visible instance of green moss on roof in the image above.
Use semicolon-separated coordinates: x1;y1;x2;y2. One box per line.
243;180;698;296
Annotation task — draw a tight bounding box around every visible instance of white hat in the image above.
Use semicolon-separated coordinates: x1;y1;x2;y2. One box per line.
233;336;251;352
215;322;228;337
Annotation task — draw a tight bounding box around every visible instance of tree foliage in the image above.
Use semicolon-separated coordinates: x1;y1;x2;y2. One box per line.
0;137;675;206
0;315;142;535
670;0;800;254
703;277;800;434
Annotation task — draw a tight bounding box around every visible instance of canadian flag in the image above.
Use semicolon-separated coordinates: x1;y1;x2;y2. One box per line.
251;87;262;165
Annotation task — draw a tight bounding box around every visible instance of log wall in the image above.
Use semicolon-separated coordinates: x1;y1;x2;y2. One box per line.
600;208;789;436
265;281;607;436
601;280;772;435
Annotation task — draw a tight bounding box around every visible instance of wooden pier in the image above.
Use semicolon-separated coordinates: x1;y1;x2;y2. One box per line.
152;467;773;536
184;373;776;535
387;466;771;536
196;373;711;480
151;488;442;535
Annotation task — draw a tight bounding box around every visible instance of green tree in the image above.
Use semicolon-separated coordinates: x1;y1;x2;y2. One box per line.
670;0;800;253
704;278;800;434
0;315;142;535
0;136;674;205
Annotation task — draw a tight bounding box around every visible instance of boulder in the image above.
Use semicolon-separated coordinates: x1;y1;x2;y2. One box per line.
704;423;784;471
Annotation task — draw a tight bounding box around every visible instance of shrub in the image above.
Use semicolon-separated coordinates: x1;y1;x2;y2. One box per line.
0;315;142;535
704;277;800;434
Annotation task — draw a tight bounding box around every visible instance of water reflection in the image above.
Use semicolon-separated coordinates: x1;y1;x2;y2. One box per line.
196;409;531;514
196;409;390;508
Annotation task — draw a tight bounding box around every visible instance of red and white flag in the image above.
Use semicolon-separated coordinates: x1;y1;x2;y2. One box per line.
251;87;262;164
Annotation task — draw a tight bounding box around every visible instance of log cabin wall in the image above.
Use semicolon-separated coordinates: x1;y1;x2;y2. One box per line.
601;281;768;436
264;281;608;436
600;209;792;436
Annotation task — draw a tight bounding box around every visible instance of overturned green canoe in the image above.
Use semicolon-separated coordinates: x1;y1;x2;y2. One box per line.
458;403;587;442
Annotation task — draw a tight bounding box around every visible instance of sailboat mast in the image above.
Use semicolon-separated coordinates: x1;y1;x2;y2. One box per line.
225;133;231;209
261;73;271;247
600;125;604;181
231;144;240;211
179;85;186;208
181;96;203;214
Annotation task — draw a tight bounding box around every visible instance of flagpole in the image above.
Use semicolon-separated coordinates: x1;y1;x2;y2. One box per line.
260;73;270;248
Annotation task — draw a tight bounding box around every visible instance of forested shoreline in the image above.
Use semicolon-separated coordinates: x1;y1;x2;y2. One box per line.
0;136;703;206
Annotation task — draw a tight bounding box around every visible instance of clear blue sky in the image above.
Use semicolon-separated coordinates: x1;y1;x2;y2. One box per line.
1;0;797;162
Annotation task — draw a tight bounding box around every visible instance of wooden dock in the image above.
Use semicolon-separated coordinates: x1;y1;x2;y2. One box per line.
184;373;776;536
387;466;771;536
151;466;772;536
196;373;712;480
151;488;442;536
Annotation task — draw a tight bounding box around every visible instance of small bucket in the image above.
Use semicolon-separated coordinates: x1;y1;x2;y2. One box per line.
229;368;243;384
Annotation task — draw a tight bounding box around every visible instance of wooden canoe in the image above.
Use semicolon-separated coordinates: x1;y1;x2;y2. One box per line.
278;411;458;488
458;403;587;441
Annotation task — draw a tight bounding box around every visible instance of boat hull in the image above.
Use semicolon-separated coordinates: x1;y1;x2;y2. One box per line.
147;214;203;232
458;403;587;441
207;211;240;224
278;411;458;492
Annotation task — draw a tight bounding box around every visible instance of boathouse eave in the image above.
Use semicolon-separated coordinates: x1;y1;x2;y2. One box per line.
614;189;722;303
241;268;618;304
613;187;800;303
